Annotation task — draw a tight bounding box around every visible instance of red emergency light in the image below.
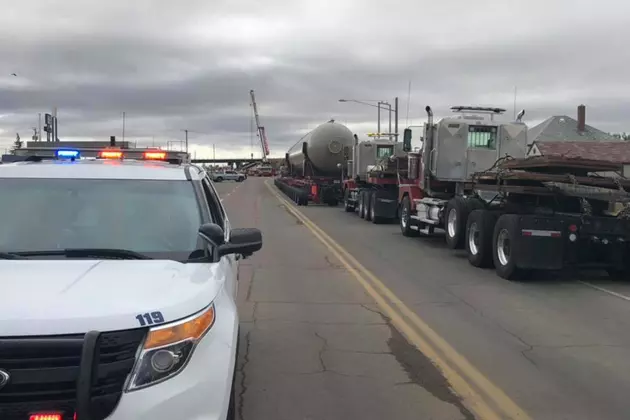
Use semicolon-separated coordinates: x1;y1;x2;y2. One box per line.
143;151;167;160
98;150;123;159
29;413;64;420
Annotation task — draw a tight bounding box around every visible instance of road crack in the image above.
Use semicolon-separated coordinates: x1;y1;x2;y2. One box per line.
237;331;251;420
314;331;329;372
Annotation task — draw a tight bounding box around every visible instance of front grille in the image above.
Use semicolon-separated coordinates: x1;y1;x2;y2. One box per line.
0;328;147;420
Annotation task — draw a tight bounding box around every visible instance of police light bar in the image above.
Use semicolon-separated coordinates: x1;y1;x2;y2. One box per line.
29;413;64;420
55;149;80;159
144;151;167;160
98;149;123;159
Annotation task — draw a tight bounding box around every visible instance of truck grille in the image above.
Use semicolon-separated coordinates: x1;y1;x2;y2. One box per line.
0;328;146;420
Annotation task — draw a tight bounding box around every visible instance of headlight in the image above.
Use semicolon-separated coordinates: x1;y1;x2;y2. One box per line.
126;303;215;391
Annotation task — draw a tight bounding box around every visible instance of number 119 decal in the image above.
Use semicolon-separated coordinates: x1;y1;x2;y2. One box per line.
136;311;165;326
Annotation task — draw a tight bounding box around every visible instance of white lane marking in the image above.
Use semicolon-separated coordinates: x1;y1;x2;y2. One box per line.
578;281;630;302
219;181;244;202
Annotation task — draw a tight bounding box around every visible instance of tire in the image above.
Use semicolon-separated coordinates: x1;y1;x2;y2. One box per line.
343;189;354;212
365;191;373;221
370;192;382;224
400;196;419;237
492;214;529;280
466;209;497;268
359;191;366;219
237;177;244;182
215;177;223;182
445;197;481;249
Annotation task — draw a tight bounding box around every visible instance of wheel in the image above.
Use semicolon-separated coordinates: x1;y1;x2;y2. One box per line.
215;177;223;182
343;189;354;212
359;191;366;219
445;197;479;249
370;192;383;224
466;209;497;268
237;177;244;182
400;196;419;237
365;191;373;221
492;214;530;280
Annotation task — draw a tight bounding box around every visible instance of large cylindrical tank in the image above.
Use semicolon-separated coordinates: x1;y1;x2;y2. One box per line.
286;121;354;176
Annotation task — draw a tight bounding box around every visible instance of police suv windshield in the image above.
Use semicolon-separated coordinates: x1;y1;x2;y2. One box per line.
0;178;203;260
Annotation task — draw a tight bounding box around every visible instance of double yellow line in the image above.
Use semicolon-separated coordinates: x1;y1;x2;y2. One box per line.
265;181;531;420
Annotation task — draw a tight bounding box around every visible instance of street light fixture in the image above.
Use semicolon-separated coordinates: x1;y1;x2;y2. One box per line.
338;98;395;140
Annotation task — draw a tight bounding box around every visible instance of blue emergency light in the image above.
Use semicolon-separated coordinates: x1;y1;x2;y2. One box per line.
55;149;81;159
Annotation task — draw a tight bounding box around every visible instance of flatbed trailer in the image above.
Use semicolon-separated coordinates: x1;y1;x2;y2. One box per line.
275;175;343;206
401;155;630;279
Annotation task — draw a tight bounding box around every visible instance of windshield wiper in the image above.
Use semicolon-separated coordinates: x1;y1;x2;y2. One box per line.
8;248;153;260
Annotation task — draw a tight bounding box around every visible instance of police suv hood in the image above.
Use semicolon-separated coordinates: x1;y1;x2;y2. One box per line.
0;260;224;336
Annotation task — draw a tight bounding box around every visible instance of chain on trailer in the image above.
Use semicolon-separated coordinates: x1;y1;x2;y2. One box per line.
613;177;630;220
567;174;593;218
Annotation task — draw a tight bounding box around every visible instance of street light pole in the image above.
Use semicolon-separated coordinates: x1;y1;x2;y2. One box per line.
394;97;399;141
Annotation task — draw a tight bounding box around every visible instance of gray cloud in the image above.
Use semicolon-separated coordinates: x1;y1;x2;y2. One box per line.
1;0;629;156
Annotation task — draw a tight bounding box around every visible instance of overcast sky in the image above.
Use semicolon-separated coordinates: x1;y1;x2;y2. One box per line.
0;0;628;158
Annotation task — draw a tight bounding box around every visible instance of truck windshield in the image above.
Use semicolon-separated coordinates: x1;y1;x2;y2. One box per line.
468;126;497;149
376;145;394;159
0;178;203;260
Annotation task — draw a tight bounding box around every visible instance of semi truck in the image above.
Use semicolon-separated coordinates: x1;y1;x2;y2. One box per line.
342;135;409;223
397;105;630;279
275;120;354;206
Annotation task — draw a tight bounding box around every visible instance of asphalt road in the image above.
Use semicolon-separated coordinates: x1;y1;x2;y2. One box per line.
216;177;630;420
215;178;471;420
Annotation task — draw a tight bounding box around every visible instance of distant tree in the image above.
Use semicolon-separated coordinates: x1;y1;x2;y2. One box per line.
12;133;22;151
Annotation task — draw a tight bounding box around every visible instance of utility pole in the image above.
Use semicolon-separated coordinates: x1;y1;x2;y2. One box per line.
394;97;399;141
184;129;189;154
38;113;42;142
52;107;58;142
213;143;215;160
122;112;126;144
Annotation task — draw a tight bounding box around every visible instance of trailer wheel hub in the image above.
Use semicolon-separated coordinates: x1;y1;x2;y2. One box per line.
447;208;458;239
497;229;511;266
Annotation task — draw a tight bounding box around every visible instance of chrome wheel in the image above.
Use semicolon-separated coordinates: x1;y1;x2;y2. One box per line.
447;208;458;238
496;229;511;266
468;222;479;255
401;205;408;228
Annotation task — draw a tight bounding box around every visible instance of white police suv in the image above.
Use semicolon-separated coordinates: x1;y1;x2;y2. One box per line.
0;147;262;420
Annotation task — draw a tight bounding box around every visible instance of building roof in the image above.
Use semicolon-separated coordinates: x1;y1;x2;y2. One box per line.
527;115;616;144
528;141;630;164
0;159;199;180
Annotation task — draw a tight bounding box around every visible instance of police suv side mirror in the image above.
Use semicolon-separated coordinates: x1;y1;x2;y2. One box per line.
403;129;412;152
198;223;226;247
219;228;263;258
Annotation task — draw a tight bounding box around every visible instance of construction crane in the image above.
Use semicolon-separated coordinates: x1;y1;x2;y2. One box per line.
249;89;270;163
